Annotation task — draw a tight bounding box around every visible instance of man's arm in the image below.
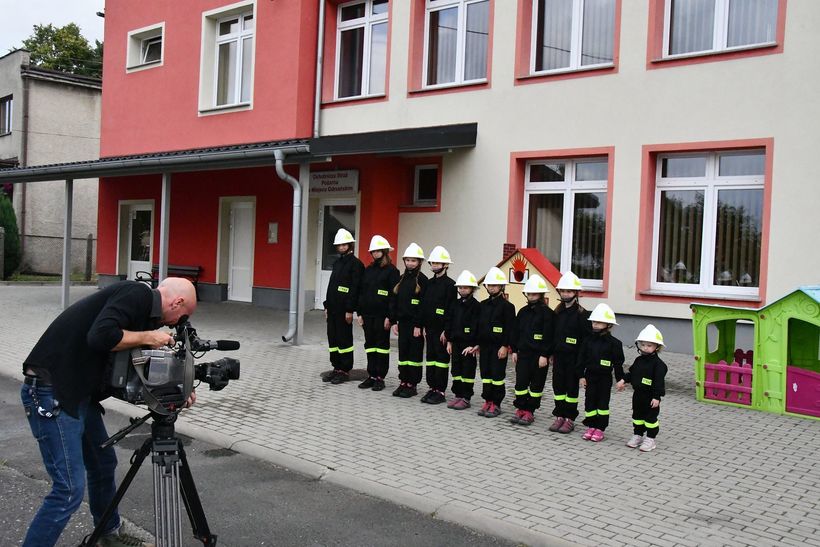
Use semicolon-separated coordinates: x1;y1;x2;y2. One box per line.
111;329;174;351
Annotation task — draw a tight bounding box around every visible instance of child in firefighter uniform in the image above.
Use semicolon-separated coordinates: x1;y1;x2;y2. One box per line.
357;235;400;392
444;270;480;410
623;324;668;452
420;246;457;405
323;228;365;384
578;303;625;442
476;267;516;418
549;271;589;434
509;275;556;426
391;243;428;398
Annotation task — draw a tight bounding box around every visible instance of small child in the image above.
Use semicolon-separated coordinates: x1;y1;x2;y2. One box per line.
510;275;556;426
391;243;428;398
476;267;516;418
420;246;457;405
577;303;624;442
622;324;668;452
444;270;481;410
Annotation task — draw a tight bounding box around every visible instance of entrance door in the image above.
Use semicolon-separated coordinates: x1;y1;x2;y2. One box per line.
228;201;254;302
315;200;357;309
127;204;153;281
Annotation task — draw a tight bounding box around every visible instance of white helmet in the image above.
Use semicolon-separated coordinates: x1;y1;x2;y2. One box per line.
589;303;618;325
402;242;425;260
556;271;583;291
635;324;665;348
484;266;508;285
523;274;549;293
455;270;478;288
428;245;452;264
368;235;393;252
333;228;355;245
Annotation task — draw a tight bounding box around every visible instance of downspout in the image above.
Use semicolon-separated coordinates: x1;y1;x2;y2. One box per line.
275;149;301;342
20;68;31;258
313;0;326;138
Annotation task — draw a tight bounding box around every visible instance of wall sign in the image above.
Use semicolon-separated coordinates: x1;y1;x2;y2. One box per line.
309;170;359;197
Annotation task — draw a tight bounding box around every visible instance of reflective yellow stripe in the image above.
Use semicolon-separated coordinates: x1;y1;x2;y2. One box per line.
436;308;445;315
492;327;503;333
374;348;390;354
642;377;653;385
565;396;579;403
529;391;543;398
598;409;610;416
338;346;354;354
553;394;566;401
427;361;450;369
398;360;423;366
365;348;378;353
600;359;611;367
491;380;505;386
461;378;476;384
452;375;463;381
533;334;543;340
482;379;493;384
585;410;598;417
411;298;420;305
464;327;471;333
565;337;577;344
337;286;349;293
632;419;645;426
328;347;339;353
514;389;529;396
377;289;389;296
644;421;659;429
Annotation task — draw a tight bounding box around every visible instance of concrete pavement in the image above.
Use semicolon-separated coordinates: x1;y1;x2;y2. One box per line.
1;285;818;546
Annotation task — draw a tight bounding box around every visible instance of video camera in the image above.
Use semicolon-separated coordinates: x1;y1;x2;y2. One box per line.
108;317;240;415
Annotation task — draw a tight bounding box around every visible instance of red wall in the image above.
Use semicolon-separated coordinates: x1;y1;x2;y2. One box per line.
100;0;318;157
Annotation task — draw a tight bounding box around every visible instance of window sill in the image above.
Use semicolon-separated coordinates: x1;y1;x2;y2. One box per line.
0;132;11;138
516;64;616;85
649;42;779;68
126;60;163;73
409;79;489;98
399;203;440;213
321;93;387;109
198;102;252;116
640;289;761;303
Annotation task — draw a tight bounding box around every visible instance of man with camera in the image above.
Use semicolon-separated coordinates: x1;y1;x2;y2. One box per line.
20;277;197;547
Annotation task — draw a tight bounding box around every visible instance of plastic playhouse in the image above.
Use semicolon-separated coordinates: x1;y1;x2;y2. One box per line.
476;248;561;311
691;286;820;420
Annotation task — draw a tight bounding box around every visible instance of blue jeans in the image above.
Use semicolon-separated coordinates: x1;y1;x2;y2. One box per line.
21;383;121;547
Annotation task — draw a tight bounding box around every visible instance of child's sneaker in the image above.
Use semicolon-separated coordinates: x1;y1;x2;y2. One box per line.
485;402;501;418
509;409;524;424
582;427;595;440
548;417;565;432
398;384;417;398
477;401;491;416
447;397;460;408
372;378;385;391
626;434;644;448
639;437;657;452
392;383;406;397
590;429;605;442
452;397;471;410
518;410;534;425
427;390;446;404
558;419;575;434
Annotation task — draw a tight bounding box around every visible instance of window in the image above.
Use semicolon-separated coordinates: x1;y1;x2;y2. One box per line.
531;0;616;74
335;0;389;99
652;150;764;297
126;23;164;71
413;165;439;205
664;0;778;57
424;0;490;87
0;95;11;136
524;158;608;288
214;12;254;106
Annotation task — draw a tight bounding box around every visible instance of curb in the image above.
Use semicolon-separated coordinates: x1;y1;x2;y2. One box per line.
101;398;577;547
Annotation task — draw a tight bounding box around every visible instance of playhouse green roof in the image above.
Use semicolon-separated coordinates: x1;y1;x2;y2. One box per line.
690;286;820;312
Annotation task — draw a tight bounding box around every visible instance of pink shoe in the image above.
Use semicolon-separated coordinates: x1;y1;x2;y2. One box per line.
518;410;534;425
477;401;491;416
558;419;575;434
548;417;565;432
452;398;471;410
447;397;459;409
582;427;595;440
590;429;605;442
509;409;524;424
485;402;501;418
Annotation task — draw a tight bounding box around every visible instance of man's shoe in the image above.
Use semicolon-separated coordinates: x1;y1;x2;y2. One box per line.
427;391;446;404
372;378;386;391
518;410;535;425
399;384;417;398
590;429;605;442
639;437;657;452
509;409;524;424
549;417;565;432
97;530;154;547
330;371;350;384
485;402;501;418
626;434;644;448
358;377;375;389
452;398;471;410
558;419;575;434
477;401;490;416
582;427;595;440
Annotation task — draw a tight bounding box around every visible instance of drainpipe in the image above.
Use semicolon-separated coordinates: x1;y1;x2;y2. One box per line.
275;149;302;342
19;67;31;258
313;0;326;138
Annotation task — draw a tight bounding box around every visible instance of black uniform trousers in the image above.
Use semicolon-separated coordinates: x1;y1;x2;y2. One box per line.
582;377;613;430
513;353;549;412
552;353;581;420
479;344;508;404
425;329;450;392
450;341;477;400
362;316;390;379
397;321;424;385
632;392;661;438
327;310;354;372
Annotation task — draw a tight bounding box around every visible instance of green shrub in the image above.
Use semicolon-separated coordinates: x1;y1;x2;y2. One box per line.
0;195;22;279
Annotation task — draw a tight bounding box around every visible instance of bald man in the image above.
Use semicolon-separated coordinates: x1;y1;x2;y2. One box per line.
20;278;197;547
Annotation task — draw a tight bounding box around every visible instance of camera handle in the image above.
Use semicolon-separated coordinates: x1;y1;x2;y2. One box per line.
80;414;217;547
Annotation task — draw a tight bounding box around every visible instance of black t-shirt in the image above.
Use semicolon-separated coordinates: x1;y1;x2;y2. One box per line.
23;281;161;417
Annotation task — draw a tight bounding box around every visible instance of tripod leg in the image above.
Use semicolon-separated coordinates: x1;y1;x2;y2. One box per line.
80;439;152;546
176;443;218;546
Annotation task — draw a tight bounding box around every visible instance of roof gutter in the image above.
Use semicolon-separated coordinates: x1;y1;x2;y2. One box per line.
274;149;303;343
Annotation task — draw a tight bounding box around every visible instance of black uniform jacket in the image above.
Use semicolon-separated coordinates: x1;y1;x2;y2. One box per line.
552;303;590;357
577;332;626;382
511;301;556;358
420;274;457;333
391;269;428;329
324;252;365;313
357;261;400;320
477;293;516;347
444;295;480;346
624;353;668;400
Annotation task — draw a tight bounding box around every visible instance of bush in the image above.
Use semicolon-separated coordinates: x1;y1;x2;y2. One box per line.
0;194;22;279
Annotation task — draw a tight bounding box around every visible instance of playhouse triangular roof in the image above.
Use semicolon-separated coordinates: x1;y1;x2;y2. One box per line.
477;248;561;286
690;286;820;312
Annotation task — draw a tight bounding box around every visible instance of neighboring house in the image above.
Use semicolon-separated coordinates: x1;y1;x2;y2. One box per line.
0;1;816;352
0;49;101;275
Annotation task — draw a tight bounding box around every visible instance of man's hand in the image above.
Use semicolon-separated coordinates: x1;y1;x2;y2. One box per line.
114;329;174;351
345;312;353;324
184;390;197;408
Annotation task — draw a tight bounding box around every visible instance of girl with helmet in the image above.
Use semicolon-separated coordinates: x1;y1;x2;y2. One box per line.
509;275;556;426
577;303;625;442
622;324;668;452
444;270;481;410
420;245;457;405
391;243;428;398
356;235;400;392
475;267;516;418
549;271;590;434
323;228;365;384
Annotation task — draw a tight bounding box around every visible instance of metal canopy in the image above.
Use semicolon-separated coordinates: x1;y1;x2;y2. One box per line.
309;122;478;157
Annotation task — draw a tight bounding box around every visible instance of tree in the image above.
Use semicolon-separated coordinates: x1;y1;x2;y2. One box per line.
0;194;21;279
21;23;102;78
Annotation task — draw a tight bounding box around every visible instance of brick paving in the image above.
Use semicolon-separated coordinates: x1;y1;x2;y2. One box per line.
1;286;819;546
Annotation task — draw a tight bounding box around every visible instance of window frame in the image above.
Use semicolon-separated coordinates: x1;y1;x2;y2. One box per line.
529;0;616;76
0;95;11;136
334;0;389;100
126;22;165;73
212;11;255;108
650;150;765;298
522;157;609;290
422;0;490;90
413;164;439;206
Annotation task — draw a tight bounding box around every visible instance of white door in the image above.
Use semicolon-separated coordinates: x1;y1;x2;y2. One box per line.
127;205;153;281
315;201;357;309
228;202;254;302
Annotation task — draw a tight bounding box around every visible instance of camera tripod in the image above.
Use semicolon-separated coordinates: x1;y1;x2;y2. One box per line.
80;412;217;547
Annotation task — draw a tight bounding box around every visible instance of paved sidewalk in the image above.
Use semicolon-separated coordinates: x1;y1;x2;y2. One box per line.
1;286;819;547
